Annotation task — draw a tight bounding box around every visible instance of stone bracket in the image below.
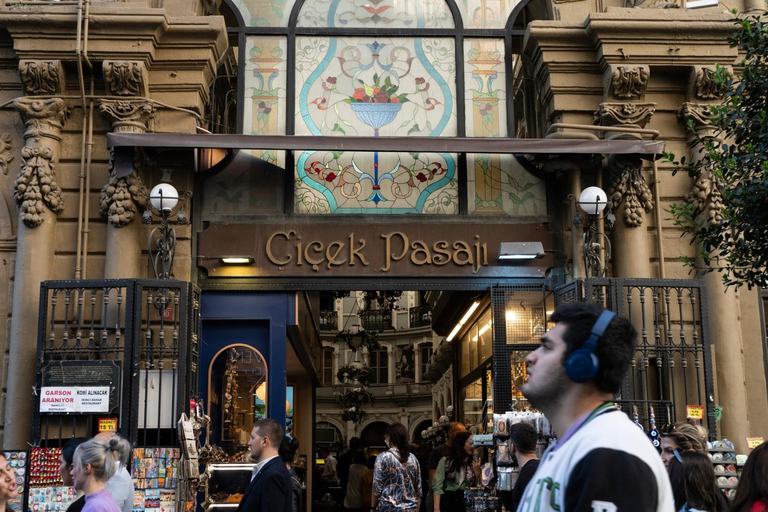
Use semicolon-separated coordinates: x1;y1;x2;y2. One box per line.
103;61;149;97
606;65;650;101
690;65;732;101
18;60;66;96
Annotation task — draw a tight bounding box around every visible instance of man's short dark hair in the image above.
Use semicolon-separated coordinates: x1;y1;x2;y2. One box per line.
254;418;284;448
551;303;637;394
349;436;361;450
509;423;538;454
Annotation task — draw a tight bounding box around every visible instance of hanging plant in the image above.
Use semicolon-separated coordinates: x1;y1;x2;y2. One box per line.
337;364;375;387
361;291;403;312
337;387;375;424
342;407;367;424
334;328;380;353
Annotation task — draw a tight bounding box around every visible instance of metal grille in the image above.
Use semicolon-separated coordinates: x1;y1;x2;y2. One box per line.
33;279;200;447
409;305;432;328
555;278;716;437
360;310;393;331
491;283;552;413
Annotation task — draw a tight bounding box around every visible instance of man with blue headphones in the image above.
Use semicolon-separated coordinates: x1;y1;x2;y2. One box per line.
516;303;674;512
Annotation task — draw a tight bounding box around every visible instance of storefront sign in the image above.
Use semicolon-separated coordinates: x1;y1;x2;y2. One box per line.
40;387;110;413
200;222;554;278
747;436;764;449
686;404;704;419
41;360;120;413
98;418;118;432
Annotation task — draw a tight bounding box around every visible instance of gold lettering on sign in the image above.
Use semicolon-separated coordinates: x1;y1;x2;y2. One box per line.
349;233;370;266
326;241;347;269
381;232;488;273
266;231;292;265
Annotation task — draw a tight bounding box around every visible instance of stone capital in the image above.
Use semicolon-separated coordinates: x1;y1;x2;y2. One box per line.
608;154;653;227
690;65;731;101
13;98;69;143
607;65;649;101
595;102;656;129
677;102;718;140
103;61;149;97
18;60;65;96
99;99;155;133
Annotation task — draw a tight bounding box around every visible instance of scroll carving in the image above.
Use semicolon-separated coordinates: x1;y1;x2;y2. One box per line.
595;102;656;128
18;60;65;96
103;61;147;97
608;155;653;227
694;67;726;100
99;100;155;133
610;66;649;100
0;133;13;175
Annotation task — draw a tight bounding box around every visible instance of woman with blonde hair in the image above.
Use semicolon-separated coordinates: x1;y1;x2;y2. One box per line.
660;422;707;467
0;453;19;512
71;439;120;512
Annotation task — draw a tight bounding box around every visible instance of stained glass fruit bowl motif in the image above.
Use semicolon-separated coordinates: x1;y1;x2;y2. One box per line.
350;102;403;130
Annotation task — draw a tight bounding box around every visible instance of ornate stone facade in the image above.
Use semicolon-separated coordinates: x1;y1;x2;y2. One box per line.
18;60;65;96
607;154;653;227
609;66;649;100
103;61;148;97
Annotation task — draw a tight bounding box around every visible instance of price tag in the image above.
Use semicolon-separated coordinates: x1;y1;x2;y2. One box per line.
686;405;704;419
747;437;764;449
98;417;118;432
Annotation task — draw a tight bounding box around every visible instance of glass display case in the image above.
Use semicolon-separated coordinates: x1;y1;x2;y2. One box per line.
204;463;257;509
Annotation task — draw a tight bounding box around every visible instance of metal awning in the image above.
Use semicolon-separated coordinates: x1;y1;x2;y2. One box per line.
107;133;665;156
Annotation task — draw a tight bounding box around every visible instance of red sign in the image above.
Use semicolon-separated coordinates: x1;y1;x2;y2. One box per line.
163;308;174;321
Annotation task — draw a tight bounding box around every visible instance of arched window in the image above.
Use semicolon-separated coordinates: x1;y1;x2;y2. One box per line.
215;0;549;216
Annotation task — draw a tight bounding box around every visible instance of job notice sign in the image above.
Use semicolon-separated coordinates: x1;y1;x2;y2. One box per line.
40;386;111;413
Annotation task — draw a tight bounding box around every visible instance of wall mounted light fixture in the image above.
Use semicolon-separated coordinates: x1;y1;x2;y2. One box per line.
220;256;255;265
498;242;545;260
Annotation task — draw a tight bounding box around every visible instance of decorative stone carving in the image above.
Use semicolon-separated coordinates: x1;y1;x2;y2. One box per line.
0;133;13;175
610;66;649;100
629;0;680;8
608;155;653;227
688;166;723;226
98;99;153;228
693;66;730;101
103;61;148;97
677;102;718;141
595;102;656;128
99;99;155;133
18;60;65;96
12;98;69;228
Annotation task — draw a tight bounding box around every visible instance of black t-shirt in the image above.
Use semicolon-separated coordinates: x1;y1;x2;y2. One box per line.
428;444;450;470
512;459;540;511
66;495;86;512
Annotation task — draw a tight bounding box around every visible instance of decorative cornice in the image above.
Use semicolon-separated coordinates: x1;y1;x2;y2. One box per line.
0;133;13;176
688;167;723;226
14;145;65;228
103;61;148;97
12;98;70;143
18;60;65;96
595;102;656;128
609;65;649;100
99;99;155;133
608;154;653;227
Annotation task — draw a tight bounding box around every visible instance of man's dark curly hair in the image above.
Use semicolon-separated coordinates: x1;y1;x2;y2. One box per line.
551;303;637;394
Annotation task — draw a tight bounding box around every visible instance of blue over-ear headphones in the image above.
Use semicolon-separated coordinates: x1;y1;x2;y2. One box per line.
565;309;616;383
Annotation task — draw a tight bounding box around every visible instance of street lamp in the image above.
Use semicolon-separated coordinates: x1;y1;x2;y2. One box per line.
144;182;188;279
574;186;613;278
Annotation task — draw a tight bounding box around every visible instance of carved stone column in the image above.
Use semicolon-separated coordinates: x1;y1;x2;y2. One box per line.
596;100;656;278
5;59;69;447
679;90;749;448
99;61;152;279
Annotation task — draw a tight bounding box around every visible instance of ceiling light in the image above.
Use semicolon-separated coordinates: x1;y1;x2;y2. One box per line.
459;301;480;325
498;242;545;260
506;310;517;322
446;323;462;342
220;256;255;265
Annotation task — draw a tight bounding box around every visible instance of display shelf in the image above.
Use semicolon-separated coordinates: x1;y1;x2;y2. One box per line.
708;448;735;452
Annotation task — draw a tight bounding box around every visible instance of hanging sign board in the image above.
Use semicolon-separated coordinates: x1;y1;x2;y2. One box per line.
41;360;120;413
98;418;118;432
747;437;764;449
40;386;110;413
686;404;704;419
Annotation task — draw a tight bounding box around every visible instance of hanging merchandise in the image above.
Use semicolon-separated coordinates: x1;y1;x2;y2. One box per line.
647;408;660;449
632;404;644;431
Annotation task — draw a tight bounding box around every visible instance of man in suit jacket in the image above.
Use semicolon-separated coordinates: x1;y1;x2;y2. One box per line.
236;419;292;512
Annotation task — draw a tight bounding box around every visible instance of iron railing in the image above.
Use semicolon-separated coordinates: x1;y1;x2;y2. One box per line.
361;310;393;331
33;279;200;447
409;305;432;328
319;310;338;331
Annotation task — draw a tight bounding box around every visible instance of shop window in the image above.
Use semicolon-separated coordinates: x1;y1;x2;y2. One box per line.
461;377;483;427
420;345;433;380
369;348;389;384
509;351;530;410
322;347;335;386
207;344;268;455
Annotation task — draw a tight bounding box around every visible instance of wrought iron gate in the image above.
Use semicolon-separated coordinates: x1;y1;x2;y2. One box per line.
554;278;716;437
33;279;200;447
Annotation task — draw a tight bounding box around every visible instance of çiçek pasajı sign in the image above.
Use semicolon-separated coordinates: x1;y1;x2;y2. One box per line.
40;386;111;413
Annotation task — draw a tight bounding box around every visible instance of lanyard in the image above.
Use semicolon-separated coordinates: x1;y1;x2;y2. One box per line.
550;401;616;453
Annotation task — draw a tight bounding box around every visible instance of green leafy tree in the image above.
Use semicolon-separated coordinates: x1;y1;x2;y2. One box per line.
666;10;768;288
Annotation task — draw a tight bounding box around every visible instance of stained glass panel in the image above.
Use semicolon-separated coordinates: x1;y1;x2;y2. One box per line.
467;154;546;215
230;0;296;26
295;36;458;214
244;36;287;168
297;0;454;28
459;0;521;28
464;39;507;138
